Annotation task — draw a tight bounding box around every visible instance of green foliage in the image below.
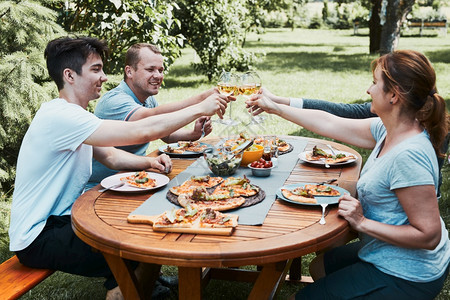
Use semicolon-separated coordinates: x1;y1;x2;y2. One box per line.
55;0;185;74
175;0;257;81
324;2;369;29
0;0;65;194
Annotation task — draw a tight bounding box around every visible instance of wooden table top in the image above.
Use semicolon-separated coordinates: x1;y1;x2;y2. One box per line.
72;136;362;269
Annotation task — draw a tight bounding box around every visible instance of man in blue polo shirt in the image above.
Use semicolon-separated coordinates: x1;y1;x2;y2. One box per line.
87;43;217;190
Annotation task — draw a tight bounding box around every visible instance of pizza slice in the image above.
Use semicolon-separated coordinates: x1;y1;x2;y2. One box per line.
304;184;340;196
120;171;157;188
169;176;224;196
216;176;259;197
281;187;317;204
152;206;201;228
198;208;238;228
277;138;290;152
324;153;356;164
305;146;331;161
178;191;245;211
164;144;184;154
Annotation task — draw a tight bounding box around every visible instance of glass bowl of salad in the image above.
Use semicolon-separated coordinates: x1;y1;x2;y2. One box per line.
204;150;242;176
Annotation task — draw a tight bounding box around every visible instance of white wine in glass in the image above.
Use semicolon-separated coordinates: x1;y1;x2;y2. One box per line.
216;71;239;125
240;71;264;124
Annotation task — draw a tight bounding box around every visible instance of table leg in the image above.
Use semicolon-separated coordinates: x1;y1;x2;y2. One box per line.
102;252;144;299
178;267;203;300
248;260;291;300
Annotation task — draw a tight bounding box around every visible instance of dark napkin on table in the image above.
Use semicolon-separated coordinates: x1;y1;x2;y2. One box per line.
129;138;308;225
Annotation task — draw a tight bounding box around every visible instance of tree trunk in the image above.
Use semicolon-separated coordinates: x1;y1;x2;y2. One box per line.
379;0;415;56
369;0;382;54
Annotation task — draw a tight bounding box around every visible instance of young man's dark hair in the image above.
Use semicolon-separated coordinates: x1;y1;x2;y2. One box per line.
44;36;109;90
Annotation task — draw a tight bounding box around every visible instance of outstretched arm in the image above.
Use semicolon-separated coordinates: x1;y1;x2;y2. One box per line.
130;88;217;118
85;93;228;147
247;94;376;149
254;88;376;119
302;99;376;119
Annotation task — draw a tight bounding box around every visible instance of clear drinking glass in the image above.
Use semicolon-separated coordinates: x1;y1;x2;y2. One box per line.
240;71;264;125
216;70;239;126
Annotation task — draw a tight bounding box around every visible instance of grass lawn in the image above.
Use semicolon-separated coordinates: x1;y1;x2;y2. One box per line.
0;28;449;299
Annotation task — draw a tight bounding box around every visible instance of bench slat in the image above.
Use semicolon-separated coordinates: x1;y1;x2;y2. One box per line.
0;256;54;300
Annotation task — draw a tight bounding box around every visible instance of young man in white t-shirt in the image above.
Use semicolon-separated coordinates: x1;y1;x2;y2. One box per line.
9;36;229;300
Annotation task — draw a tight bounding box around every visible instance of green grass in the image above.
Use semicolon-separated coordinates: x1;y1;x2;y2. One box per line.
1;28;449;299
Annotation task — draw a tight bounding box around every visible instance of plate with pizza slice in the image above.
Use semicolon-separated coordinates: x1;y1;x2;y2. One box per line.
100;171;170;192
159;141;212;157
276;183;349;206
298;146;357;167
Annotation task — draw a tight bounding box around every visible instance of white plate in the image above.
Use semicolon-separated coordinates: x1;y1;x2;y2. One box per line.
276;183;349;206
158;142;212;156
298;150;357;166
100;171;170;192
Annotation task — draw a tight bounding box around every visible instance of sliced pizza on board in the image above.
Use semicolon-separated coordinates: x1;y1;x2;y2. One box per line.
127;206;238;235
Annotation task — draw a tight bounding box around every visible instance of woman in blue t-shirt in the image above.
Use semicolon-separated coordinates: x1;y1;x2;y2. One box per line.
247;50;450;299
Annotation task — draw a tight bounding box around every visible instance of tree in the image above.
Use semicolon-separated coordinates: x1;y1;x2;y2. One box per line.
0;0;65;195
175;0;257;81
368;0;382;54
379;0;415;55
55;0;185;74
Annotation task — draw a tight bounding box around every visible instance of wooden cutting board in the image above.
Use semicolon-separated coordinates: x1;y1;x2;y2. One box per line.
127;214;238;236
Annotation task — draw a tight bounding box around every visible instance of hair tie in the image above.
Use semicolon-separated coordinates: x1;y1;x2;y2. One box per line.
429;89;436;97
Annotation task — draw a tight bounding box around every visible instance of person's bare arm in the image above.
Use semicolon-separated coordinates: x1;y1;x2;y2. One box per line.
247;94;376;149
339;185;442;250
130;88;217;119
93;146;173;174
161;117;212;143
85;93;227;147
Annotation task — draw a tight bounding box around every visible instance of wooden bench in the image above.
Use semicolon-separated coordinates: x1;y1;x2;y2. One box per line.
407;19;447;36
0;255;54;300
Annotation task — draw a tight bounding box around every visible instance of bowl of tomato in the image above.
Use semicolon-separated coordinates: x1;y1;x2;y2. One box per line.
248;158;275;177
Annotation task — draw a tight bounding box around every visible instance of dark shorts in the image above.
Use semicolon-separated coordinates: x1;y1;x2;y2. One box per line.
15;215;118;290
296;241;449;300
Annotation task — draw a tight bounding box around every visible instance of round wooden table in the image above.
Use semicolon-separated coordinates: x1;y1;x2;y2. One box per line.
72;137;362;299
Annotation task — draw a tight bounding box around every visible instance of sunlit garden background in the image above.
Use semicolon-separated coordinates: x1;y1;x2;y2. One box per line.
0;0;449;299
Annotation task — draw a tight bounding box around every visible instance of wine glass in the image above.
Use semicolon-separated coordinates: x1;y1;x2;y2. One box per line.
216;70;239;126
240;71;264;124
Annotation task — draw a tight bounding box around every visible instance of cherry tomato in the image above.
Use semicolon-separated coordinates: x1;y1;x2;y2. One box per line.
250;161;258;168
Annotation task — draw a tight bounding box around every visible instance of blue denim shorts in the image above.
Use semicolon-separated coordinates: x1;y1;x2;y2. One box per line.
295;241;449;300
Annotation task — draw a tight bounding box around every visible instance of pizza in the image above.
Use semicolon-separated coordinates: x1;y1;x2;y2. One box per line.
120;171;156;188
152;206;238;229
306;146;355;164
281;184;340;204
169;175;224;195
167;175;265;210
153;205;201;228
177;187;246;211
277;139;291;153
303;184;340;196
214;176;259;197
164;141;207;154
199;208;238;228
281;188;317;204
254;137;292;154
222;132;251;149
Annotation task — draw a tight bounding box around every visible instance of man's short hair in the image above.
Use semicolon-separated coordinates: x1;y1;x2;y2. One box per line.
124;43;161;80
44;36;109;90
